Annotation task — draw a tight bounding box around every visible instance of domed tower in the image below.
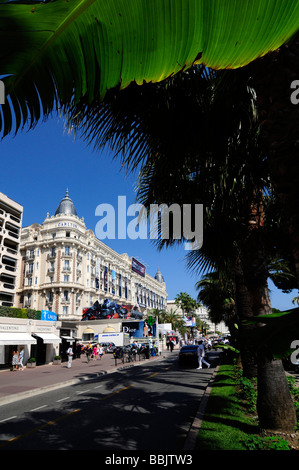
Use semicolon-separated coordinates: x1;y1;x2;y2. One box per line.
55;189;78;217
155;268;164;283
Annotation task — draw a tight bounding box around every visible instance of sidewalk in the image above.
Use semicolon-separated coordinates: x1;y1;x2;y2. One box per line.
0;349;174;406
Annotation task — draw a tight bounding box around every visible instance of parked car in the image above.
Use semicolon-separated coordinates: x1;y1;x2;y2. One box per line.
99;342;115;353
178;345;199;367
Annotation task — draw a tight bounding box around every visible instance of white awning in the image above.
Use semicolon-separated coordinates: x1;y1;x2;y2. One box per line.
61;336;75;343
0;333;37;345
33;333;61;344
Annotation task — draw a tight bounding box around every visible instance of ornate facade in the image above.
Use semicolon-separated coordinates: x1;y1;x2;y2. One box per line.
16;191;167;319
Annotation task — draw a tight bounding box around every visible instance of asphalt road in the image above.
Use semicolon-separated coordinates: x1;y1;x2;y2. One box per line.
0;352;215;451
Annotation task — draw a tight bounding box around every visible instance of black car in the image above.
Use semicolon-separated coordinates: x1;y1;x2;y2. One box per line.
178;345;199;367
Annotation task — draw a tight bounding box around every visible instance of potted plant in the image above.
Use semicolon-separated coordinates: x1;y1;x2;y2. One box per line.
26;357;36;368
53;355;61;365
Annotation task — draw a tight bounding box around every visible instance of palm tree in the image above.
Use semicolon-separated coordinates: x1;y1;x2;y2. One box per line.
80;66;297;430
249;32;299;285
195;272;236;337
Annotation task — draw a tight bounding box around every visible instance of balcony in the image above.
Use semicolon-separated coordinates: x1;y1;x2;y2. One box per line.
62;266;71;272
61;251;73;258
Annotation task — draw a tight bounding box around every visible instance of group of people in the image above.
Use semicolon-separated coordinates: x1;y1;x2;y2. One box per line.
84;343;105;362
11;348;25;371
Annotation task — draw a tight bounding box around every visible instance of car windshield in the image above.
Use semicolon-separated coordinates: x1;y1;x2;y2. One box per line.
181;345;198;350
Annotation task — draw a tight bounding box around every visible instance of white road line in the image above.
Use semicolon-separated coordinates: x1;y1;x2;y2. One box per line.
0;416;17;423
94;385;103;389
77;389;91;394
30;405;48;412
56;397;70;402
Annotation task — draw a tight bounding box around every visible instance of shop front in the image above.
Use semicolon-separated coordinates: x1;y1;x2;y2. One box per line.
0;317;61;368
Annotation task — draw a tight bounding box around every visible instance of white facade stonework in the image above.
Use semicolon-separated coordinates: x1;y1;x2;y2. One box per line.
0;192;23;307
16;191;167;319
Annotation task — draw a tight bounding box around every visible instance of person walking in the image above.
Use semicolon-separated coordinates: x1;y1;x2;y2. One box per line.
197;340;210;369
67;346;73;368
18;347;24;371
12;349;19;371
98;345;104;360
85;343;92;362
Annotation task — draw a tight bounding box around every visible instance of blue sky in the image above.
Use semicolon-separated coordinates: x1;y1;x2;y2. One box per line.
0;115;298;310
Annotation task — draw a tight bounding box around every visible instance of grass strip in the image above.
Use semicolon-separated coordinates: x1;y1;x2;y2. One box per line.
195;363;258;450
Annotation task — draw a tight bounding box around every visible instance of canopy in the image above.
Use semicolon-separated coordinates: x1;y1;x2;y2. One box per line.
33;333;61;344
0;333;37;345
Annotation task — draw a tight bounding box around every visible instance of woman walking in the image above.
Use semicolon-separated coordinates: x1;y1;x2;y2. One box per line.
12;349;19;371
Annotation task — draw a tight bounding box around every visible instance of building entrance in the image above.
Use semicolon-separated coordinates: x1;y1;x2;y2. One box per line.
31;336;46;365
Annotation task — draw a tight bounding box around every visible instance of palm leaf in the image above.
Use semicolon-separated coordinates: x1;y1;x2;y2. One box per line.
1;0;299;135
244;309;299;359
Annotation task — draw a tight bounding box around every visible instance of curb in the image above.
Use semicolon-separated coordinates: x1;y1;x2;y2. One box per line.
183;364;220;450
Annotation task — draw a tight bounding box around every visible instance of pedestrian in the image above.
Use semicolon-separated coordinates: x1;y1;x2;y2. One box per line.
85;344;92;362
18;347;24;371
12;349;19;371
98;345;104;360
197;340;210;369
92;344;98;361
67;346;73;368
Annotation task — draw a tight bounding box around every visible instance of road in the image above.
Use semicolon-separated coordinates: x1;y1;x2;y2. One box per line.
0;352;215;451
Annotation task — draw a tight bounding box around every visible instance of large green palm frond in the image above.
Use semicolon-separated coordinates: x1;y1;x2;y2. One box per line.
1;0;299;136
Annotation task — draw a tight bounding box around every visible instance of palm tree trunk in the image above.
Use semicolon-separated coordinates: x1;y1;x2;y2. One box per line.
242;240;297;432
250;32;299;285
234;255;258;378
257;358;297;432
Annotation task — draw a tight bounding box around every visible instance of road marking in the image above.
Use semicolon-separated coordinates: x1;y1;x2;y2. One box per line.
56;397;69;402
0;416;17;423
94;385;103;389
101;384;134;400
0;409;81;448
30;405;48;412
77;389;91;394
143;372;159;379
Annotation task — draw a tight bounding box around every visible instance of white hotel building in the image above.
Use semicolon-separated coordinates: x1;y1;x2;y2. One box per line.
16;190;167;318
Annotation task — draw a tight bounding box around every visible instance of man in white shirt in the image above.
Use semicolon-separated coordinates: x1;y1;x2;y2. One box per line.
197;340;210;369
67;346;73;368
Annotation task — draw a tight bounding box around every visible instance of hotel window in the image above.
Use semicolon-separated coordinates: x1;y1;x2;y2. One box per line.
63;306;68;315
64;275;69;282
64;260;70;271
65;246;70;255
63;290;69;300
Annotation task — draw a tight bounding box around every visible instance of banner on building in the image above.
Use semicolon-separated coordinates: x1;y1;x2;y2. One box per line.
104;266;108;292
132;258;145;277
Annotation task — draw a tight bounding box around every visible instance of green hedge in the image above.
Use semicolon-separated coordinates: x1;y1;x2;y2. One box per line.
0;306;41;320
